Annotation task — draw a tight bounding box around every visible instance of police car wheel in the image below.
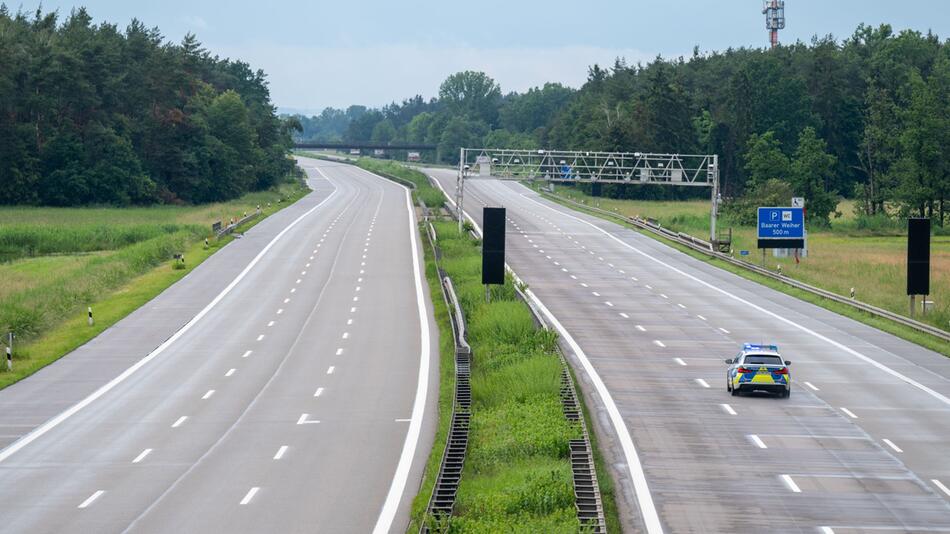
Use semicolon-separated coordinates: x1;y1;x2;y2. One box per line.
730;387;739;397
782;389;790;399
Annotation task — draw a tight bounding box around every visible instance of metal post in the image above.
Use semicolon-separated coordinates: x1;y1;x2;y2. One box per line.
456;148;465;233
709;155;719;246
909;295;916;318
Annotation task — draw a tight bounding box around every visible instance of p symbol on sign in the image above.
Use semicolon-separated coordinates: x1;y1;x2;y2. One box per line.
770;211;779;221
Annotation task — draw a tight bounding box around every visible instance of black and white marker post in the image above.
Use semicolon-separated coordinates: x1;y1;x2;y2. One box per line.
4;332;11;371
88;306;94;326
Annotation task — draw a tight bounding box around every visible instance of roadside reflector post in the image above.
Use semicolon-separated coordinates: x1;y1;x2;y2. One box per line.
88;307;94;326
850;287;855;299
4;332;12;371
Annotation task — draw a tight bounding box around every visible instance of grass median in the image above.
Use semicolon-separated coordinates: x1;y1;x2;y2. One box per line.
414;220;590;532
0;178;308;390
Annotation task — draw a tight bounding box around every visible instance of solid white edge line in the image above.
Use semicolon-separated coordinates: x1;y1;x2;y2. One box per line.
804;381;819;391
781;474;802;493
749;435;767;449
371;176;431;534
515;190;950;408
0;181;340;464
78;490;105;508
841;407;858;419
932;479;950;497
239;487;260;505
429;170;664;534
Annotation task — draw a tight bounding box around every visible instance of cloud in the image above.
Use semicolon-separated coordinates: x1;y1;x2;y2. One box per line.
215;43;660;111
182;15;209;30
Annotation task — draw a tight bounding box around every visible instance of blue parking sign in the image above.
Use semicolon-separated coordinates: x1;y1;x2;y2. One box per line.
757;207;804;239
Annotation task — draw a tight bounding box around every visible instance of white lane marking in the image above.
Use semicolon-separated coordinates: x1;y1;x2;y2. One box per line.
721;403;737;415
290;288;296;293
242;350;252;358
697;314;707;321
336;348;343;356
750;435;768;449
273;446;288;460
78;490;105;509
359;269;364;274
592;291;600;297
314;387;324;397
882;439;903;453
394;418;411;422
370;171;432;534
781;474;802;493
562;268;568;272
429;173;661;532
598;256;604;261
342;332;349;339
804;381;819;391
284;298;290;304
645;284;653;289
570;275;577;280
718;327;730;334
636;325;646;332
660;294;668;299
297;414;320;425
225;368;236;377
132;449;152;463
654;340;666;348
351;307;356;313
358;277;363;282
581;283;589;288
820;528;835;534
327;366;335;374
631;276;639;281
353;296;359;302
301;271;307;275
619;269;626;274
202;390;215;400
605;301;614;307
840;407;858;419
695;378;710;388
518;191;950;408
933;479;950;497
172;416;188;428
240;487;260;505
347;318;353;325
267;321;275;327
0;178;342;465
257;334;265;341
677;303;686;309
309;256;313;260
277;309;283;315
620;312;630;319
296;279;302;284
608;263;614;267
674;358;687;366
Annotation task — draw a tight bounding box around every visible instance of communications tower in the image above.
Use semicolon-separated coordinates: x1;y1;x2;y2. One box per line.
763;0;786;48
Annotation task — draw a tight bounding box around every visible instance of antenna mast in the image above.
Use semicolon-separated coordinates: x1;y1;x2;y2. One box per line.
763;0;786;49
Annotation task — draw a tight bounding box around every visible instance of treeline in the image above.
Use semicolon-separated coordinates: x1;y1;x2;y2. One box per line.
298;24;949;226
0;7;296;206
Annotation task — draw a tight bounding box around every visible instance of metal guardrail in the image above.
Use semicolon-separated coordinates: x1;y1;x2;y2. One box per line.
214;209;262;237
541;191;950;344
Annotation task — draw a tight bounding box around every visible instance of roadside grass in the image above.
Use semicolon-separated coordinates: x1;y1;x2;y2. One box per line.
0;179;308;389
535;188;950;358
540;184;950;332
418;220;585;531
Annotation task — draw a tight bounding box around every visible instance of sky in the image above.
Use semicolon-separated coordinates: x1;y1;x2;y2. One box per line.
14;0;950;114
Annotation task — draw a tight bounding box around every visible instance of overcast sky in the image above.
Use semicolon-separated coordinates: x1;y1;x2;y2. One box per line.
16;0;950;114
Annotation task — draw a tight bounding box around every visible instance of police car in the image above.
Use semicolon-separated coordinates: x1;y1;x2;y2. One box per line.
725;343;792;398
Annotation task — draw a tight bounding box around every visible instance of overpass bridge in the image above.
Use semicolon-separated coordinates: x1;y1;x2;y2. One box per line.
293;141;436;151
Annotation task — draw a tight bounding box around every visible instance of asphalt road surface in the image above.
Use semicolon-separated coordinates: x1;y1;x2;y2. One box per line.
425;168;950;534
0;156;437;534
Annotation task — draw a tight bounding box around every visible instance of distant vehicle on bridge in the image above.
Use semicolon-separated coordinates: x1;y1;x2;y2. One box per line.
407;152;421;162
349;149;360;155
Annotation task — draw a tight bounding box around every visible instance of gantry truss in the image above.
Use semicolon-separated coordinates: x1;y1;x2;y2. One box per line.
455;148;722;246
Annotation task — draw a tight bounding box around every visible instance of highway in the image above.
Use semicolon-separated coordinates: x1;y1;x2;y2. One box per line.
0;156;437;533
424;169;950;534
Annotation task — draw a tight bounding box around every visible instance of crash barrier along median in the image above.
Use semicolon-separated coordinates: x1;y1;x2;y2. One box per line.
540;190;950;345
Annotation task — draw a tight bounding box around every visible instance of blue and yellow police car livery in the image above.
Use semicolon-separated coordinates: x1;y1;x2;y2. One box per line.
724;343;792;398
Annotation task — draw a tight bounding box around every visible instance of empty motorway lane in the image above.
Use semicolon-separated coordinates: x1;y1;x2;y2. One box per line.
425;169;950;534
0;156;437;533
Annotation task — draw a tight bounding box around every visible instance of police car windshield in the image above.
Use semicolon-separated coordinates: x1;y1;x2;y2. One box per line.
743;354;783;365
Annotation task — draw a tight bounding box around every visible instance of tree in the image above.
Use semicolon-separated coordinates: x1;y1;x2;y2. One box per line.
790;127;839;224
743;131;790;189
438;71;502;127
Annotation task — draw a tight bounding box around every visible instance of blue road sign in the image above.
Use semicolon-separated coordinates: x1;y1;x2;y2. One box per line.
739;250;750;256
757;207;804;239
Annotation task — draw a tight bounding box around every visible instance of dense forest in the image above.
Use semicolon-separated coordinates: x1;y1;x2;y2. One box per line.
0;6;296;206
293;24;949;226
